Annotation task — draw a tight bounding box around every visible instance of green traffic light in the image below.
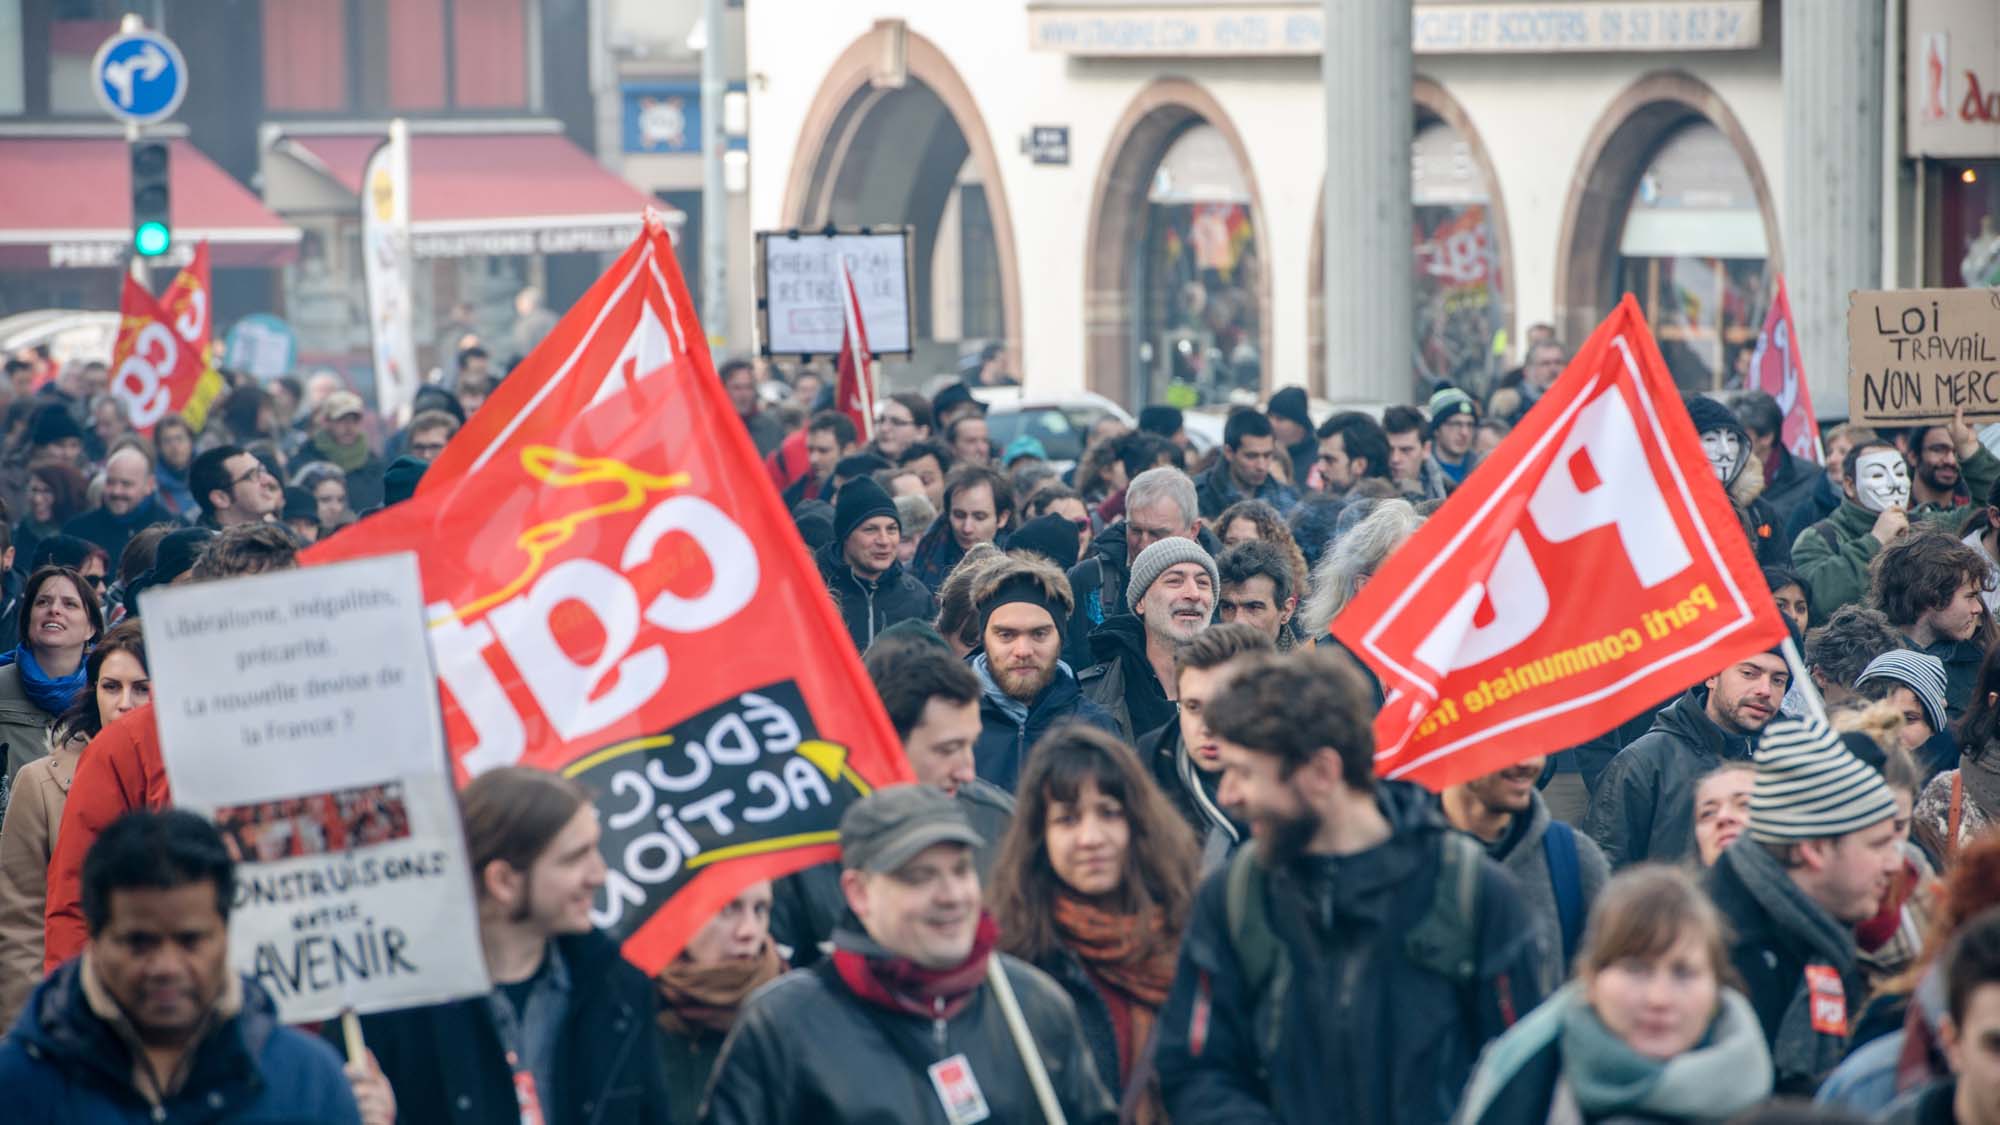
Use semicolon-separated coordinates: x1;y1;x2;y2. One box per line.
134;221;171;258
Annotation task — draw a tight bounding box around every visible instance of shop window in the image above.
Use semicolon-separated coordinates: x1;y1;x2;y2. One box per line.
960;184;1003;342
1413;119;1504;397
1138;123;1261;408
1939;164;2000;288
1614;121;1769;391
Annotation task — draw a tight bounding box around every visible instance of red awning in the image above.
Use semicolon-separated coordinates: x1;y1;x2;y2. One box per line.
0;138;301;270
272;131;663;258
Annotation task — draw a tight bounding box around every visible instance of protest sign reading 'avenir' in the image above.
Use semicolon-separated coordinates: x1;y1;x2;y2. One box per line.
1848;287;2000;424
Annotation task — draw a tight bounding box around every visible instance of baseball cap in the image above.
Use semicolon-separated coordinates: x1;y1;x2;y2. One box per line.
839;785;984;873
323;391;366;420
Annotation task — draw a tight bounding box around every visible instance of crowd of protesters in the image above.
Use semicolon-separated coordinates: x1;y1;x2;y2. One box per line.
10;325;2000;1125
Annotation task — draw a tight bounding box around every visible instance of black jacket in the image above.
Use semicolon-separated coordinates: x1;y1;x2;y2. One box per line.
973;657;1120;792
1761;445;1822;530
1582;688;1753;868
1783;471;1842;559
814;543;935;651
1062;523;1225;669
352;930;673;1125
1153;782;1546;1125
1923;636;1984;724
62;494;179;563
1079;613;1176;743
1193;461;1299;521
1139;719;1242;863
1031;945;1127;1103
701;951;1117;1124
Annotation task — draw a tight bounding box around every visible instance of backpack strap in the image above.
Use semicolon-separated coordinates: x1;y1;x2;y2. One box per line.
1404;831;1484;984
1542;821;1584;967
1812;520;1838;554
1224;845;1288;1064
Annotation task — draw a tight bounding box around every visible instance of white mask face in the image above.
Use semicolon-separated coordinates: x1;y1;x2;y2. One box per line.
1701;429;1745;486
1854;449;1910;513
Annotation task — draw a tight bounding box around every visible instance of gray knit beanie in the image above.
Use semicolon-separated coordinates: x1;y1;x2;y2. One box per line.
1126;537;1219;613
1748;716;1897;844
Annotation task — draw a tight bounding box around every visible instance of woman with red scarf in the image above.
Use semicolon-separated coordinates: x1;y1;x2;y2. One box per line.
988;725;1198;1123
655;880;785;1124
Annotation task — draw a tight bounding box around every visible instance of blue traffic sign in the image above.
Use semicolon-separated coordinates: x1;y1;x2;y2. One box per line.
91;30;188;125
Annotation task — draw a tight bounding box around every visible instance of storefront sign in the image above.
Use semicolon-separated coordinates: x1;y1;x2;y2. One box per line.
1907;0;2000;158
410;222;643;260
1026;1;1759;57
1848;288;2000;424
623;82;700;155
1027;126;1071;165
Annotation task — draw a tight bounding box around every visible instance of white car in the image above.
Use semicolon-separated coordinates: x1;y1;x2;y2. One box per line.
970;388;1134;466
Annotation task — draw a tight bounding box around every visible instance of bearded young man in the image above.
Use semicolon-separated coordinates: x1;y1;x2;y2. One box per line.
967;553;1118;791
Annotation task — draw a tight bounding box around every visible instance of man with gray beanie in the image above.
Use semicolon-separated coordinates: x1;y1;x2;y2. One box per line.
816;476;935;651
1080;536;1218;742
1706;715;1902;1095
705;785;1116;1124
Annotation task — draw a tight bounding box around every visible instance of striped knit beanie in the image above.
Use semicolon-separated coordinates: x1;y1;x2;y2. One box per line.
1854;649;1950;736
1749;716;1897;844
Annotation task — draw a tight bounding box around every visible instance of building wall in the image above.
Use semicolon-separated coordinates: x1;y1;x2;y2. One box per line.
746;0;1787;401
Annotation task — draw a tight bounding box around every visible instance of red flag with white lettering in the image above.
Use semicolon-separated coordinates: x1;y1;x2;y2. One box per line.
1747;274;1821;463
1330;295;1787;791
418;211;685;497
833;259;875;442
156;243;227;432
302;305;914;972
110;260;213;437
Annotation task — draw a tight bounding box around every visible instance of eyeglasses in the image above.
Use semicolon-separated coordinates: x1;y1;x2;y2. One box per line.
880;415;916;429
1069;518;1091;531
230;464;275;489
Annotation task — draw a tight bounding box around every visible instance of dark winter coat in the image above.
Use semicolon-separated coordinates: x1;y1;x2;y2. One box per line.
1475;789;1610;996
1783;471;1841;559
1583;688;1753;868
1760;444;1822;530
660;1030;725;1125
350;930;674;1125
814;542;935;651
701;949;1117;1124
1793;445;1999;620
1079;613;1177;744
1031;945;1128;1103
1194;461;1299;521
1153;782;1547;1125
971;653;1119;792
1139;719;1242;868
62;494;179;563
1922;636;1984;724
1062;522;1225;670
1881;1078;1958;1125
1;962;360;1124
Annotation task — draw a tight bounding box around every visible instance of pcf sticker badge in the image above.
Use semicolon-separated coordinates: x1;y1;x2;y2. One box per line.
1805;964;1847;1037
928;1053;991;1125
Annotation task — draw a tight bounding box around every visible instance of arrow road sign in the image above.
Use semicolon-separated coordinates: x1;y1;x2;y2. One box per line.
92;30;188;124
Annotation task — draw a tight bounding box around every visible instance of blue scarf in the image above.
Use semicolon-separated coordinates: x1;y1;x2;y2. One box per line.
2;646;88;716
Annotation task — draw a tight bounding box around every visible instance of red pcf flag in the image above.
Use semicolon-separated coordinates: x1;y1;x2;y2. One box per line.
1747;274;1821;463
1331;295;1787;791
304;342;915;970
110;253;215;436
419;211;686;496
833;258;876;443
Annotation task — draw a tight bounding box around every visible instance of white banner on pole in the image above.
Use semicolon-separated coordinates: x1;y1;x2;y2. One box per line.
141;553;489;1023
362;120;419;425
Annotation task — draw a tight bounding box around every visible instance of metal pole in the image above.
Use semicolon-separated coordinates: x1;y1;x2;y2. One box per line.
699;0;728;348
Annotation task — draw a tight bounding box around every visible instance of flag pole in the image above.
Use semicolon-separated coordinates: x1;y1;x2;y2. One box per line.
1780;636;1828;728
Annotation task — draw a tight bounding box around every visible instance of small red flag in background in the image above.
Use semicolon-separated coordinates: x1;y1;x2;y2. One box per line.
1331;295;1787;791
305;234;914;972
1747;274;1822;463
419;211;685;497
110;243;226;435
833;257;876;443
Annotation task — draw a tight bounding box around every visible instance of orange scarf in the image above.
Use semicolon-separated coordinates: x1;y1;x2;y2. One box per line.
1053;894;1180;1117
655;942;785;1037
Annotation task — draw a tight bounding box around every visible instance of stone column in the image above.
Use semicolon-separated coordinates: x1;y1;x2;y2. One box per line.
1321;0;1414;405
1784;0;1885;416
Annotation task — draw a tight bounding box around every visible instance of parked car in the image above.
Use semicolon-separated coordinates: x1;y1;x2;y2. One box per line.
971;388;1134;467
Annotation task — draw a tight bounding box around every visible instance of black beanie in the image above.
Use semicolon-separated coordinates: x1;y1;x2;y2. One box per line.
833;477;898;546
381;456;428;506
1006;513;1082;570
835;452;891;482
281;486;318;524
31;405;82;447
1684;394;1748;446
792;499;834;552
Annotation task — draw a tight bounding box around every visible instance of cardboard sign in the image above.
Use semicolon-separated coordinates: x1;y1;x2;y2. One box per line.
1332;295;1787;790
1848;287;2000;424
756;229;913;357
142;554;489;1023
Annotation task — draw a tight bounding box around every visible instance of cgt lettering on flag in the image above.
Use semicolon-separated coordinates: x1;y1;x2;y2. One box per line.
1334;296;1786;790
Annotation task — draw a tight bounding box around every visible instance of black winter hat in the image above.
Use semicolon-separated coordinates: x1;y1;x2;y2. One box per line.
125;526;216;612
381;456;428;506
835;452;892;482
833;476;898;547
1005;513;1082;570
1683;394;1748;444
281;486;318;524
792;499;834;551
1267;386;1311;430
1138;405;1184;438
30;405;83;448
931;382;983;420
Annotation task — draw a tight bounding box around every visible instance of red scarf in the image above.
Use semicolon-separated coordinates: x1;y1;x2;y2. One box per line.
1857;857;1921;951
833;913;999;1021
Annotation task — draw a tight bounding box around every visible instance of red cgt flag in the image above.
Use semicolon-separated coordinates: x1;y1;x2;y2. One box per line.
110;245;223;436
419;211;687;497
1747;274;1822;464
1331;295;1787;791
833;258;876;443
303;335;915;971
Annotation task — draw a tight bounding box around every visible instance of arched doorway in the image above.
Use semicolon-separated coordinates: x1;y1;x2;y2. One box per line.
1085;80;1270;408
1554;72;1781;392
1307;79;1513;400
781;25;1021;383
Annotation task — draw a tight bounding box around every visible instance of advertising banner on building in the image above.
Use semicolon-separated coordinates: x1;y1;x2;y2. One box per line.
141;554;489;1024
361;121;419;424
1848;287;2000;425
1907;0;2000;158
1331;295;1786;790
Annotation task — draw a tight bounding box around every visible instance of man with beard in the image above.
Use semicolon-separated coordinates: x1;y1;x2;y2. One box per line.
1153;649;1544;1124
349;768;674;1124
1441;756;1609;995
1870;528;1992;721
1909;422;1983;509
1584;647;1790;867
1707;716;1901;1093
1081;537;1218;742
705;786;1116;1124
967;553;1118;791
1313;411;1391;498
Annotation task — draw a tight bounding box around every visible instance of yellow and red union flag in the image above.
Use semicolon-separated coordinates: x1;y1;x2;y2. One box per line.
156;242;227;432
1331;295;1787;791
303;309;914;972
110;243;225;436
